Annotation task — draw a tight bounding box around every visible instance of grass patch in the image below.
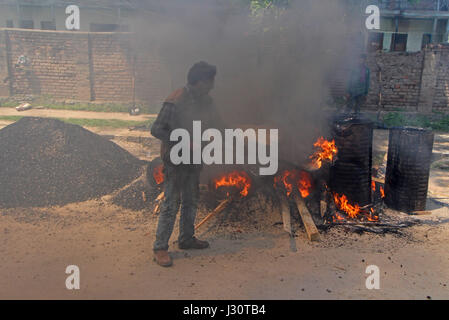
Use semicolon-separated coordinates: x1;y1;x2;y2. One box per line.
0;115;154;129
0;97;161;114
382;112;449;132
383;112;407;127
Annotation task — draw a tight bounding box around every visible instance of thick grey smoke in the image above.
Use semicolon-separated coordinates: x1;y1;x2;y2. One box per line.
131;0;361;166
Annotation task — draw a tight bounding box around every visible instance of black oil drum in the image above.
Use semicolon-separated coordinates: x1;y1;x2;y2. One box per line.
330;117;373;206
384;127;434;212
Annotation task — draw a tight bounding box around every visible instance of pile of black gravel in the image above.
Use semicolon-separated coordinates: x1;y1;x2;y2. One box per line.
0;117;143;208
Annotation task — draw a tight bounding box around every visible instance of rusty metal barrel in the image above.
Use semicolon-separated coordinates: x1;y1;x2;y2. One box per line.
330;117;373;206
384;127;434;212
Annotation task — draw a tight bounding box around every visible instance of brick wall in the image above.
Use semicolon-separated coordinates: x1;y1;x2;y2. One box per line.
2;28;449;113
0;30;9;97
0;28;169;109
4;29;91;100
432;47;449;111
331;46;449;113
89;33;133;101
365;51;424;111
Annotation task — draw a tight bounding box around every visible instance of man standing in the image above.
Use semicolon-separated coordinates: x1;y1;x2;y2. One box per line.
345;53;370;114
150;61;223;267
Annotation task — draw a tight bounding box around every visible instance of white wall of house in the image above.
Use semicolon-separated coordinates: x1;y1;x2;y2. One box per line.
0;4;133;31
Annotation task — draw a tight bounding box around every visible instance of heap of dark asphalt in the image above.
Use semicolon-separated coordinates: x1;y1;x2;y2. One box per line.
0;117;143;208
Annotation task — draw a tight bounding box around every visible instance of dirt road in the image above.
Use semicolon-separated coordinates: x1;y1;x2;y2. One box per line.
0;127;448;299
0;199;448;299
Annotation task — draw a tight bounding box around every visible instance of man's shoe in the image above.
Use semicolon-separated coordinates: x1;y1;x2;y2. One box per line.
153;250;173;267
178;237;209;250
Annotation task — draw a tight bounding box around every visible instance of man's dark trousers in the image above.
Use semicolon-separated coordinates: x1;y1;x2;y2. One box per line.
153;164;200;251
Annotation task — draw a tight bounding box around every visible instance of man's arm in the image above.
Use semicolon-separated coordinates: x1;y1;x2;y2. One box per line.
151;102;175;142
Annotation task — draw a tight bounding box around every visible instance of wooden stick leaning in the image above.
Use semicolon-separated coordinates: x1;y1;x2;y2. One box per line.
194;197;233;230
294;194;320;242
279;193;292;235
153;191;165;215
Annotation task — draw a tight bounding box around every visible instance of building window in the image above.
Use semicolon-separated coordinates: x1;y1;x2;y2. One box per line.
41;21;56;30
391;33;408;52
367;32;384;52
422;33;432;49
20;20;34;29
6;20;14;28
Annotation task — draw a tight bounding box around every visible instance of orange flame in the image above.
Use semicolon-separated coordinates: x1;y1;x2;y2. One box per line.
333;193;361;218
333;212;346;222
371;180;376;192
214;171;251;197
274;170;294;196
367;208;378;222
310;137;338;169
153;164;164;185
298;171;312;198
274;169;313;198
380;187;385;198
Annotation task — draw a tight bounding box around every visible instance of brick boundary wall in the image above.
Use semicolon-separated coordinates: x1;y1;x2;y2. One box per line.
331;45;449;113
0;28;170;109
0;28;449;113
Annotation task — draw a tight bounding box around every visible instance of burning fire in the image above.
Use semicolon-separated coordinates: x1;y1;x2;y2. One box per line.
274;170;295;196
153;164;164;185
331;193;379;222
333;193;361;218
214;171;251;197
380;186;385;198
371;178;386;199
274;169;312;198
298;171;312;198
309;137;338;169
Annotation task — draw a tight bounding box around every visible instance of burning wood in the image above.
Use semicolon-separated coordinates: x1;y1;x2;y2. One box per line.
153;164;164;185
214;171;251;197
274;169;312;199
330;193;379;223
371;178;386;199
195;171;252;230
333;193;361;218
297;171;312;198
309;137;338;169
153;191;165;215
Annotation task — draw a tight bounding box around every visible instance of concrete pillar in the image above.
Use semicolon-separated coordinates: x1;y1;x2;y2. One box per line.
446;19;449;43
418;48;440;113
383;33;392;51
406;32;423;52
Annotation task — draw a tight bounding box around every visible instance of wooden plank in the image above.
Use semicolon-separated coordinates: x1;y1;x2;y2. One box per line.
294;195;320;242
195;198;232;230
320;200;327;218
279;194;292;235
409;210;432;216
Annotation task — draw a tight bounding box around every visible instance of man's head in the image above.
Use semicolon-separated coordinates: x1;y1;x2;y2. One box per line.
187;61;217;96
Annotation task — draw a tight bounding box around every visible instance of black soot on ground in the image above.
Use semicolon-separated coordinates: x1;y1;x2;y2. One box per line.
0;117;143;208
